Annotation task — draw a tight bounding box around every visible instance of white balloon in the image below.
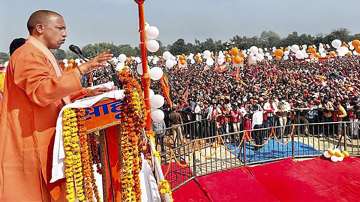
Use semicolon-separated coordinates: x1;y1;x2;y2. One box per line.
283;55;289;61
203;50;211;59
331;39;342;49
150;89;155;97
206;58;214;66
337;47;349;57
152;58;159;65
63;59;68;64
256;54;264;62
250;46;259;54
146;26;160;40
151;94;165;109
187;53;194;60
118;54;127;62
147;42;159;53
111;57;118;64
150;67;163;81
248;55;257;65
137;63;149;75
144;22;150;32
323;151;331;159
291;45;300;53
217;58;225;65
147;40;160;53
163;51;172;60
190;59;195;64
302;51;309;59
295;50;304;59
151;109;165;122
135;57;142;63
115;62;125;71
331;155;339;162
165;60;175;68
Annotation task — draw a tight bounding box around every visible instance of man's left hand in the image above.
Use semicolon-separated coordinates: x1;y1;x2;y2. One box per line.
86;87;112;97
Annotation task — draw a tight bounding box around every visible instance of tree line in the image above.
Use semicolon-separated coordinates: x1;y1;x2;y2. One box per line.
1;28;359;63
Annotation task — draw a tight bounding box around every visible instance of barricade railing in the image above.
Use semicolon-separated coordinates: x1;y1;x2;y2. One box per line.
160;121;360;191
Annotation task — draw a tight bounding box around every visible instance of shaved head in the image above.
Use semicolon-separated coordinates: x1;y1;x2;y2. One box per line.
27;10;62;34
26;10;67;49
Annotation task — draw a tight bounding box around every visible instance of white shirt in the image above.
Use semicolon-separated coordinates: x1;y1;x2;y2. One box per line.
239;107;247;117
194;104;201;114
252;110;263;128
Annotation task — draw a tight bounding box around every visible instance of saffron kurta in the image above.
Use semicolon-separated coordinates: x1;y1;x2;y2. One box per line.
0;42;83;201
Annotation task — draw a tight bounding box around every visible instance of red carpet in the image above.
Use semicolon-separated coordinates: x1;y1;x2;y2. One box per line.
173;157;360;202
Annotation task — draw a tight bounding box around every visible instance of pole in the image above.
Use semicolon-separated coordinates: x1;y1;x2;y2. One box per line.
136;0;152;131
135;2;171;201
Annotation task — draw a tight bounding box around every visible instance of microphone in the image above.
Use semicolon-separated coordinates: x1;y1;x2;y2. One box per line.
69;45;88;61
69;44;122;89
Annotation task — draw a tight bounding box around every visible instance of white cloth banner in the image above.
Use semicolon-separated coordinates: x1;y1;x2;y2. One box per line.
51;87;125;182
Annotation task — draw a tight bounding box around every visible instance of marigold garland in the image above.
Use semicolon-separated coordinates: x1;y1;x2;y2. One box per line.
89;134;102;174
62;108;85;202
118;69;146;202
62;68;172;202
76;109;101;202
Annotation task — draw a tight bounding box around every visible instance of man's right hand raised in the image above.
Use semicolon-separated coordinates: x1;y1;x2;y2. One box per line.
77;51;113;75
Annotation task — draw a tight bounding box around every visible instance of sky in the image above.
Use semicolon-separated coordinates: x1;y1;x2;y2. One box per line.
1;0;360;53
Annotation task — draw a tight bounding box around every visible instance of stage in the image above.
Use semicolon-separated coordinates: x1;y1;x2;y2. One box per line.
172;157;360;202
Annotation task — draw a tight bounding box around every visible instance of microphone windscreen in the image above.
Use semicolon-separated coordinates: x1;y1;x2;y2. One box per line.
69;45;83;55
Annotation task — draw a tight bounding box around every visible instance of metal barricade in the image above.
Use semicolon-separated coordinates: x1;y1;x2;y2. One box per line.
161;121;360;191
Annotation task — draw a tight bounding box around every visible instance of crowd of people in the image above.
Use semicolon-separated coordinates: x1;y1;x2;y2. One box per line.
148;55;360;144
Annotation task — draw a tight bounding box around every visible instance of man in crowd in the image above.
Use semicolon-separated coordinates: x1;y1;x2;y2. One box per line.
169;105;185;145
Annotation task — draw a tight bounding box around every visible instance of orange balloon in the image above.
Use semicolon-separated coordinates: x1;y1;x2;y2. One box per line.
179;59;186;65
230;47;239;56
69;59;75;64
356;47;360;54
233;55;244;64
329;51;337;57
307;47;316;54
352;39;360;48
179;55;185;60
274;49;284;58
67;63;74;69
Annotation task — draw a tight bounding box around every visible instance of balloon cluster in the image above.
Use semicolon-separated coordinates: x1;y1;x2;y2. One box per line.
229;47;244;65
145;23;160;53
323;148;350;162
145;23;166;123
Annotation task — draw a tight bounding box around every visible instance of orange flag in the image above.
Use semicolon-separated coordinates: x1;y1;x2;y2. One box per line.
160;73;173;108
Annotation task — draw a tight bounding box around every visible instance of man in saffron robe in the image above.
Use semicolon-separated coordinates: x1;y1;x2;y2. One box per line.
0;10;113;201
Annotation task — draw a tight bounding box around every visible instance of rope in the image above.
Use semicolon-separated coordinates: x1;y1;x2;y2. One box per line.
164;148;190;178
